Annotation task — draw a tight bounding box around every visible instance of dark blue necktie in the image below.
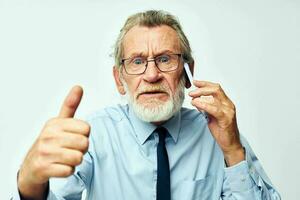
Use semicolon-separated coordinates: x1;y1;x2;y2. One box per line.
156;127;171;200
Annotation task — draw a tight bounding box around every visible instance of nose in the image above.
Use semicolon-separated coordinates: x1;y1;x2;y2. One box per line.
142;60;162;83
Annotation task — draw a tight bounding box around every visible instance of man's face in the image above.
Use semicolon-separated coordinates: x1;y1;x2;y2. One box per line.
114;25;186;123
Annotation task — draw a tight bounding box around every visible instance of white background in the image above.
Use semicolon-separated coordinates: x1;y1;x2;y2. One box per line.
0;0;299;199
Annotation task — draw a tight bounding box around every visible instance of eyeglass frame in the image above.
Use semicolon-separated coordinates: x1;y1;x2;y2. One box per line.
120;53;183;75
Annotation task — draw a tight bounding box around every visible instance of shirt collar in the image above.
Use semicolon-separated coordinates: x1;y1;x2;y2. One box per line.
163;110;181;143
128;105;181;145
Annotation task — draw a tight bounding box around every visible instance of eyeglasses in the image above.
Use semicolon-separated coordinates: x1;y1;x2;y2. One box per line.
121;53;182;75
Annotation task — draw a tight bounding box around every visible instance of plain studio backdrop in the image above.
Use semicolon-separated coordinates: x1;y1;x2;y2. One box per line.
0;0;299;199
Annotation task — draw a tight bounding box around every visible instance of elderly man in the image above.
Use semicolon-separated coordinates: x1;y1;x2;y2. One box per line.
15;10;280;200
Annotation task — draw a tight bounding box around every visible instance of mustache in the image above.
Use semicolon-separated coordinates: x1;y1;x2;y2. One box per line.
136;84;170;96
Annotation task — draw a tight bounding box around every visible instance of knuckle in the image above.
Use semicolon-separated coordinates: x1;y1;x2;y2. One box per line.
43;124;61;137
213;87;218;93
215;84;221;91
41;129;57;143
45;117;59;127
81;137;89;150
82;122;91;135
33;157;47;174
62;166;74;177
36;143;49;156
74;151;83;165
39;148;50;157
224;109;235;122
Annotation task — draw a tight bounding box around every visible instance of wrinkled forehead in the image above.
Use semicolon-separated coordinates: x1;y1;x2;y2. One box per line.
122;25;181;58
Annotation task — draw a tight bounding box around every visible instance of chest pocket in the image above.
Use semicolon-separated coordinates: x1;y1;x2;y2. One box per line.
177;175;216;200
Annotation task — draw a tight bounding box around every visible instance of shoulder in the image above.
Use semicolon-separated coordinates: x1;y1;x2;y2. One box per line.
180;107;208;123
85;104;129;124
84;104;130;148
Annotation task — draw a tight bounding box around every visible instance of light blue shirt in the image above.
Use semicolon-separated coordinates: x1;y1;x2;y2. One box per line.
13;104;281;200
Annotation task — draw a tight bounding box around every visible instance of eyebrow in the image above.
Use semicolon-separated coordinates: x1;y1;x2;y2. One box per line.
126;49;178;59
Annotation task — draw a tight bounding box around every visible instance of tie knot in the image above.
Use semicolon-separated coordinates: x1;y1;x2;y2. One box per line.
155;127;168;142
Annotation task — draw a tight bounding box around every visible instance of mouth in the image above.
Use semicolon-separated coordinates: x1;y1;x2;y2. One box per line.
138;90;168;98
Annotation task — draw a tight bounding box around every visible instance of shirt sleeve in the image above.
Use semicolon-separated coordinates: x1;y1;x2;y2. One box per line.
221;135;281;200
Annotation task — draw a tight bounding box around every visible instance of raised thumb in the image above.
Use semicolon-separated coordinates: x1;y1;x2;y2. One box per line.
58;85;83;118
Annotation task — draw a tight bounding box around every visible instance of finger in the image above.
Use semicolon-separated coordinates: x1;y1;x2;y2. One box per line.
58;85;83;118
193;95;221;108
190;82;228;101
192;80;217;88
45;118;90;136
191;98;223;119
59;118;90;136
52;148;84;167
56;132;89;153
45;163;75;178
189;87;221;98
197;95;215;104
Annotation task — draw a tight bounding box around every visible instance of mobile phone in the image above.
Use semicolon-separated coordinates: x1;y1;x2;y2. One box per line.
184;63;210;122
184;63;194;87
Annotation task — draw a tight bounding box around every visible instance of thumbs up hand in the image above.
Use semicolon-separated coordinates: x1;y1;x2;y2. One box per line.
18;86;90;198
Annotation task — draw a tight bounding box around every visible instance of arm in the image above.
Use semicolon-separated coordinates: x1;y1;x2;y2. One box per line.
189;80;281;199
11;86;90;200
221;136;281;199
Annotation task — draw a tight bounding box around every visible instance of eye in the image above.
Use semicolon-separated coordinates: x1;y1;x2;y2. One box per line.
157;55;170;63
131;57;144;65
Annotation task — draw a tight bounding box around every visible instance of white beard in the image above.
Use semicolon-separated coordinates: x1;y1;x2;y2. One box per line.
122;76;185;123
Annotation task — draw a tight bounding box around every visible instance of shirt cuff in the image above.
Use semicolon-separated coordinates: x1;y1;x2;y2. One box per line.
224;160;255;192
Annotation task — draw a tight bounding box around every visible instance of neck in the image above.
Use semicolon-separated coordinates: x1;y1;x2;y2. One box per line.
151;121;166;126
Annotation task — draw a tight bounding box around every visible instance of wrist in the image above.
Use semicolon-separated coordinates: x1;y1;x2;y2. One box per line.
224;147;245;167
18;169;49;200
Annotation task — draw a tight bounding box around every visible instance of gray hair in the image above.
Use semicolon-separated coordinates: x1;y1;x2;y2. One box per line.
113;10;194;69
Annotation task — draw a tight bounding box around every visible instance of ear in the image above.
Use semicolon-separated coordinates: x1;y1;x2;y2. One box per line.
113;66;126;95
184;61;195;89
